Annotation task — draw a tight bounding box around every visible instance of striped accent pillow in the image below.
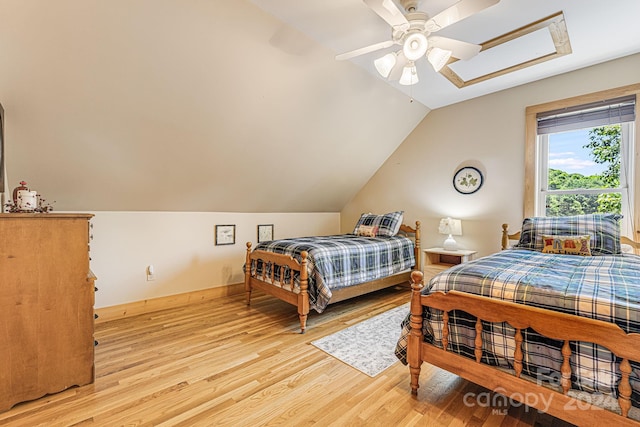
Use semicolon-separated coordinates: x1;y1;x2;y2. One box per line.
514;214;622;255
353;211;403;237
541;234;592;256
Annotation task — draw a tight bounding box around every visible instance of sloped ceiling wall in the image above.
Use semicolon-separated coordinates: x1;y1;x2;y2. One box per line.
0;0;428;212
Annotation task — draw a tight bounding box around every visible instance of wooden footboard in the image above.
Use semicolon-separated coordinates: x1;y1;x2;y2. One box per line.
245;221;421;333
244;244;310;332
407;270;640;426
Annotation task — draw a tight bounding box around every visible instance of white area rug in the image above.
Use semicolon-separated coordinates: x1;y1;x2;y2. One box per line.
311;303;409;377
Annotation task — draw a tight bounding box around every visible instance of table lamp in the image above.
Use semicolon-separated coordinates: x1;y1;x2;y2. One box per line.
438;217;462;251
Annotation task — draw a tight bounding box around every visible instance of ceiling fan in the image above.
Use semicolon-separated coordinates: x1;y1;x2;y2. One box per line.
336;0;500;85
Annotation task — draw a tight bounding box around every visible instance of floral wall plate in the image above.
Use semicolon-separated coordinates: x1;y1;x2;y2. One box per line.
453;166;484;194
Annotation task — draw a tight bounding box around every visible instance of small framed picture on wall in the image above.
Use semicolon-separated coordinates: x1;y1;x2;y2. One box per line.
215;224;236;245
257;224;274;243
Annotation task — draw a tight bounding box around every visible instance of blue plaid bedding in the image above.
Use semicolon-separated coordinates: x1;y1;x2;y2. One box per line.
253;234;415;312
395;249;640;404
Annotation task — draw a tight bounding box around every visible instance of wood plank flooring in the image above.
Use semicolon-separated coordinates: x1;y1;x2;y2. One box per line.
0;286;575;426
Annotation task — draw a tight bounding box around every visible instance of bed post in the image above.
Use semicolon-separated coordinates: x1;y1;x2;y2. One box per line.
408;270;424;395
501;224;509;250
502;223;522;250
245;242;253;306
414;221;421;270
298;251;309;334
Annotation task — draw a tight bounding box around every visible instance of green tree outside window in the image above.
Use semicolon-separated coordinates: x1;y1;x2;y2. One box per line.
546;125;621;217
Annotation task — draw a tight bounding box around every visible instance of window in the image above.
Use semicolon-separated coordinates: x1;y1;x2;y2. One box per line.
525;85;639;237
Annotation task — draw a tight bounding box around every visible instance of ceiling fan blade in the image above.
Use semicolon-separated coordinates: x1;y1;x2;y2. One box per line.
387;52;408;81
426;0;500;32
429;36;481;60
363;0;409;28
335;40;394;60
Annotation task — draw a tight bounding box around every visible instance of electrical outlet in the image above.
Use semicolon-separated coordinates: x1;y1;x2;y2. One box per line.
146;265;155;281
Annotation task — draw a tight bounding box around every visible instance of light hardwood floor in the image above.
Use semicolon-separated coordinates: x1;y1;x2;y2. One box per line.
0;286;575;426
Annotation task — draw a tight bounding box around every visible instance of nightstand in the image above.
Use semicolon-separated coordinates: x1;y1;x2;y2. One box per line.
422;247;477;283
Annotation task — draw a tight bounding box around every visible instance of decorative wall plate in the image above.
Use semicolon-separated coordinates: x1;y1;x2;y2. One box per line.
453;166;483;194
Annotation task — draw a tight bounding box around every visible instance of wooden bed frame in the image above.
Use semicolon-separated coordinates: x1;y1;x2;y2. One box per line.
406;224;640;426
244;221;421;333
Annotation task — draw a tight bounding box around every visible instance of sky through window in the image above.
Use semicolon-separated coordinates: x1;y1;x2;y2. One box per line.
548;129;607;176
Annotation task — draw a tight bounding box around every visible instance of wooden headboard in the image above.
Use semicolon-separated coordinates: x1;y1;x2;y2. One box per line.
501;223;640;253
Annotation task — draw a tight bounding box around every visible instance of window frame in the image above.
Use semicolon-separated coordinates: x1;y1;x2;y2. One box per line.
524;83;640;239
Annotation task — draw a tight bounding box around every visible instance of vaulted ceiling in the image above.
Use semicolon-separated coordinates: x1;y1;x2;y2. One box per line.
1;0;639;212
250;0;640;109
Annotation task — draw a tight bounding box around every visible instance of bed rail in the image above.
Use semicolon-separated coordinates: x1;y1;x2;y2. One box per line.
407;270;640;426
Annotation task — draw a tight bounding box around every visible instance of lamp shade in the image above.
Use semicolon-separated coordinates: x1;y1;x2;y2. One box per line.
438;217;462;236
374;52;397;78
427;47;453;72
399;64;418;86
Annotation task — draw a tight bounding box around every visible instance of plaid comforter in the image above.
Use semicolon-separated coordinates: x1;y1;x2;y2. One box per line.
395;249;640;404
254;234;415;312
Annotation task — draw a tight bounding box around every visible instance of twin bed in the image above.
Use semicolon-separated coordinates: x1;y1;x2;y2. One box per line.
396;213;640;425
244;211;420;333
244;210;640;424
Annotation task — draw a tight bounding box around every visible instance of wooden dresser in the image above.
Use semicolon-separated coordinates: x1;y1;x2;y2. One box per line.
0;213;95;412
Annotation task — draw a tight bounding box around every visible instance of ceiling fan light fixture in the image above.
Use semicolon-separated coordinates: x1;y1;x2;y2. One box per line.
399;63;418;86
427;47;453;72
402;32;428;61
374;52;397;78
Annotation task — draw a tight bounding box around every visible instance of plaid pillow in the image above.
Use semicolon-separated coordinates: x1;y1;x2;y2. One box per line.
352;211;403;237
514;214;622;255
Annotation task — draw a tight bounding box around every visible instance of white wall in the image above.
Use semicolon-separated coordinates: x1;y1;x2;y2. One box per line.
0;0;428;213
89;211;339;308
341;53;640;258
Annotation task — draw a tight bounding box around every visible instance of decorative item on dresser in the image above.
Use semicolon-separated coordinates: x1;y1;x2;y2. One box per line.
0;213;96;413
397;214;640;426
4;180;55;213
244;212;421;333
